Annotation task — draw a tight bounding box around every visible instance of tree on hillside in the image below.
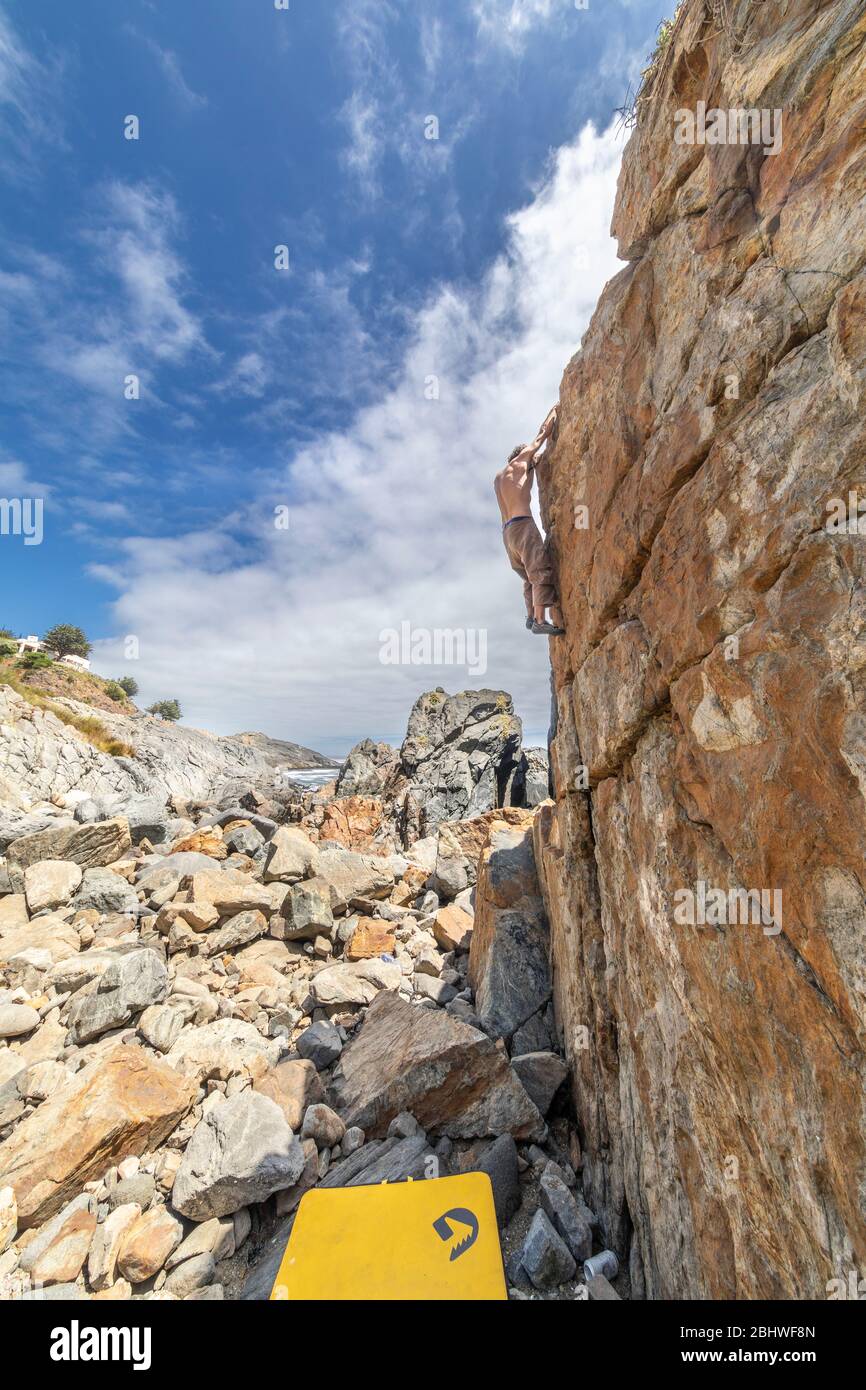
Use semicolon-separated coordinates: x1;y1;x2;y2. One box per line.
0;628;16;639
42;624;92;659
147;699;182;722
117;675;139;697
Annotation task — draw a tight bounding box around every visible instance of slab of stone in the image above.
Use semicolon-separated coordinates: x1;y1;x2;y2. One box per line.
23;859;82;914
166;1018;282;1084
520;1208;576;1290
539;1166;592;1262
6;818;132;888
0;1044;196;1228
468;819;551;1041
329;991;545;1140
510;1051;569;1116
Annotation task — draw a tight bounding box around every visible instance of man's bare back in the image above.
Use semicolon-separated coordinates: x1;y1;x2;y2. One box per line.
495;408;564;633
493;407;556;523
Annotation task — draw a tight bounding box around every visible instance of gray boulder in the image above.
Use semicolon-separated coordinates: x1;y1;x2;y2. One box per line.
539;1166;592;1262
474;1134;521;1227
172;1091;306;1220
71;868;139;916
296;1020;343;1070
510;1052;569;1116
399;689;523;833
66;949;168;1044
520;1208;576;1290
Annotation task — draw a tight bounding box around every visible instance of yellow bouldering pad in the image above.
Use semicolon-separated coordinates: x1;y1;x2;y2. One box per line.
270;1172;507;1301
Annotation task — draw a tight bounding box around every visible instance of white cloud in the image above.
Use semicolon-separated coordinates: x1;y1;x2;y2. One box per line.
472;0;560;50
94;123;626;752
339;91;383;197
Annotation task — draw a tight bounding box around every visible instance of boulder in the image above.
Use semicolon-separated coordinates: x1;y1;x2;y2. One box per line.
263;826;319;884
329;992;545;1140
335;739;400;799
468;816;551;1040
138;1003;185;1054
279;878;334;941
0;1003;40;1038
473;1134;521;1227
184;871;273;916
66;949;168;1044
318;796;387;852
0;913;79;967
520;1208;576;1290
314;847;394;912
432;904;473;952
301;1103;346;1149
539;1166;592;1262
6;818;132;890
30;1204;97;1286
399;689;523;834
296;1020;342;1070
87;1202;142;1291
202;908;268;957
0;1045;196;1228
172;1091;306;1221
345;917;396;960
0;893;29;929
0;1185;16;1253
23;859;82;914
166;1018;282;1084
308;958;401;1007
510;1052;569;1116
70;867;139;916
116;1205;184;1282
253;1059;325;1130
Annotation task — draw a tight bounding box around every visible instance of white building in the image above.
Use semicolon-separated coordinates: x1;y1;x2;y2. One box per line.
14;636;90;671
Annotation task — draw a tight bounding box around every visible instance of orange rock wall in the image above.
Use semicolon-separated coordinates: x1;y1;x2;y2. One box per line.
534;0;866;1298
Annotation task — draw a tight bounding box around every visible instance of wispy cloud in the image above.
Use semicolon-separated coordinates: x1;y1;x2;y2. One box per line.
124;25;207;109
0;8;66;181
472;0;560;51
93;123;626;749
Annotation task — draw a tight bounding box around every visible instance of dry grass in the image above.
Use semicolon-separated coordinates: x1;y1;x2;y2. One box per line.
617;3;685;130
0;666;135;758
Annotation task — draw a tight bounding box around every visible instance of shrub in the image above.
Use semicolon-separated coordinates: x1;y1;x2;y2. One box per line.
104;680;127;701
117;675;139;697
147;699;182;722
19;652;53;670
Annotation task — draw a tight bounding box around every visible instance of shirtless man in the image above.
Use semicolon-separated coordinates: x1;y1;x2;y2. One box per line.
494;407;565;636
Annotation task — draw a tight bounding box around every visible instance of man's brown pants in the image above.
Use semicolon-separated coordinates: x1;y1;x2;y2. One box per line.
502;515;558;619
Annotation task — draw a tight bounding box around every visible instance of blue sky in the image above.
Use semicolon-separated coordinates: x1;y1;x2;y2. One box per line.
1;0;669;754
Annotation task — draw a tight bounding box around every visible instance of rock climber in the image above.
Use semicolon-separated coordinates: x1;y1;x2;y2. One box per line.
494;406;565;636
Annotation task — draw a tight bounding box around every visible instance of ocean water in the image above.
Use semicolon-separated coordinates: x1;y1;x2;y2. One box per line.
278;766;342;791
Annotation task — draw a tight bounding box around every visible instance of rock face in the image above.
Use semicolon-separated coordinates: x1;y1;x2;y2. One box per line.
0;684;332;813
329;992;545;1140
330;691;547;849
0;1046;196;1228
399;689;523;833
469;814;552;1043
534;0;866;1299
